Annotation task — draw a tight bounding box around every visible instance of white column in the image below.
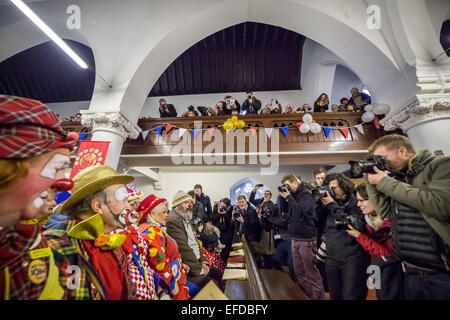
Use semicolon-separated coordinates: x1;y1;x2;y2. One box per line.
382;95;450;155
80;110;141;170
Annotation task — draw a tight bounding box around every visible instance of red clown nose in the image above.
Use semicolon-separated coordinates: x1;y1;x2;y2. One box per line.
51;178;74;192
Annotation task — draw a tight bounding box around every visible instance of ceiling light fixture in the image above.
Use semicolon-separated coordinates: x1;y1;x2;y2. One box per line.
11;0;88;69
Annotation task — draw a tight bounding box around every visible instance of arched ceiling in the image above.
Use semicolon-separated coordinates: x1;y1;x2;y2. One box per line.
0;39;95;103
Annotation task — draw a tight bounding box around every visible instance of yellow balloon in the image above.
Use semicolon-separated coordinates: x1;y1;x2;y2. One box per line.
231;116;238;123
236;120;245;129
223;121;234;130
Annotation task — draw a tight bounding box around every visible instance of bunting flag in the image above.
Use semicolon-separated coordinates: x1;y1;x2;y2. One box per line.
250;127;258;137
156;126;163;136
165;124;174;133
265;128;273;138
340;128;349;139
355;124;364;135
207;128;215;138
324;127;332;138
374;116;381;130
141;130;149;141
193;129;200;139
79;133;87;141
281;126;289;137
295;122;303;129
70;141;110;179
179;128;187;138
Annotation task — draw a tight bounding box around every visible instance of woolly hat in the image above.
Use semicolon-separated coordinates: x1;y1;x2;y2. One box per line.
126;182;144;201
340;97;348;104
138;194;167;223
172;190;193;208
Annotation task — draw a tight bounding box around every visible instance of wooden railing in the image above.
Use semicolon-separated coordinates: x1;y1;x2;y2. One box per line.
61;113;386;156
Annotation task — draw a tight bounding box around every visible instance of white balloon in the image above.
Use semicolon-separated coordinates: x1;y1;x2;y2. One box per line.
362;111;375;123
302;114;313;124
310;123;321;134
299;123;310;134
364;104;373;112
373;104;390;115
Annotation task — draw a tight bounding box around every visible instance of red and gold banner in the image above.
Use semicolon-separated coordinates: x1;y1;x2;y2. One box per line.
70;141;110;179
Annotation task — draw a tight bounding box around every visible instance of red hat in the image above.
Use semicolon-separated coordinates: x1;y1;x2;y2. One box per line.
0;95;79;159
340;97;348;104
138;194;167;223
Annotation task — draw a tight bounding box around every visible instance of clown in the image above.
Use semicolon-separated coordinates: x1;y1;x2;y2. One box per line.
118;182;144;227
0;95;78;300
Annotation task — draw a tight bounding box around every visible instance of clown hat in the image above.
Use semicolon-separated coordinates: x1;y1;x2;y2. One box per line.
126;182;144;201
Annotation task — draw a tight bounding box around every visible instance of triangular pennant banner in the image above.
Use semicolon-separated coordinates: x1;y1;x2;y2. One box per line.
265;128;273;138
193;129;200;139
281;126;289;137
250;127;257;137
207;128;215;138
165;124;174;133
295;122;303;129
355;124;364;135
324;127;332;138
340;128;349;139
179;128;187;138
156;126;163;136
141;130;149;141
374;116;381;130
79;133;87;141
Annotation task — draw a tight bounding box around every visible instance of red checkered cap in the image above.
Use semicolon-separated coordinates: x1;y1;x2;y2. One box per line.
0;95;79;159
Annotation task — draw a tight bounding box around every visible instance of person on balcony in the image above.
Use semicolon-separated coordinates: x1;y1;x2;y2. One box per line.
284;104;295;114
313;93;329;112
224;95;241;114
159;98;177;118
331;104;339;112
348;87;371;111
260;104;272;115
302;103;312;113
241;91;261;115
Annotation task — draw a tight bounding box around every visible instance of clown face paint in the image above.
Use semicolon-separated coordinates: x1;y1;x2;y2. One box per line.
33;191;49;210
114;187;129;202
40;153;71;179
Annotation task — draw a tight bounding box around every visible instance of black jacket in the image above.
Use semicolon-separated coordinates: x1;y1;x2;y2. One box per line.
279;184;317;240
240;205;262;242
196;193;212;220
159;104;177;117
211;204;234;243
324;194;370;262
191;202;206;223
241;97;262;114
313;102;329;112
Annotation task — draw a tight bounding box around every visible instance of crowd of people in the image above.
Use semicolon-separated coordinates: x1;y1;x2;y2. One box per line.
159;87;370;118
1;94;449;301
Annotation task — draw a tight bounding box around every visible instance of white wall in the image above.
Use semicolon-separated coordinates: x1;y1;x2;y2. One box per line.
132;165;325;206
330;64;364;106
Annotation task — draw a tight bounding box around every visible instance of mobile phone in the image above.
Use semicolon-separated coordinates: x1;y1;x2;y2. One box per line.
256;184;264;187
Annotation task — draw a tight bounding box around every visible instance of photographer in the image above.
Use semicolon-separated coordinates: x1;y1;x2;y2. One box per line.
210;198;234;262
158;98;177;117
345;182;403;300
279;174;324;300
224;95;241;114
321;173;370;300
187;190;206;223
241;91;261;115
233;195;263;266
250;185;277;269
366;134;450;300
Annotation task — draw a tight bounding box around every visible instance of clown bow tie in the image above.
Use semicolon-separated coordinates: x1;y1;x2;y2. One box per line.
67;214;126;250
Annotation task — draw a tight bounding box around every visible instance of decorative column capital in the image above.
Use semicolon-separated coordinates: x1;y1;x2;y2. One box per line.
380;94;450;133
80;110;142;140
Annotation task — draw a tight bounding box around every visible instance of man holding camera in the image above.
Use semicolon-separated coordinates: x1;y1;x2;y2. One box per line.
241;91;261;115
320;173;370;300
233;195;263;266
158;98;177;117
210;198;234;262
279;175;324;300
366;134;450;300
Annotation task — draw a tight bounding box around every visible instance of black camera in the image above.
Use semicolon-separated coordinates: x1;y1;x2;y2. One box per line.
311;185;334;202
232;205;243;219
334;215;357;230
349;155;389;178
278;183;291;193
260;202;273;218
197;106;208;116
